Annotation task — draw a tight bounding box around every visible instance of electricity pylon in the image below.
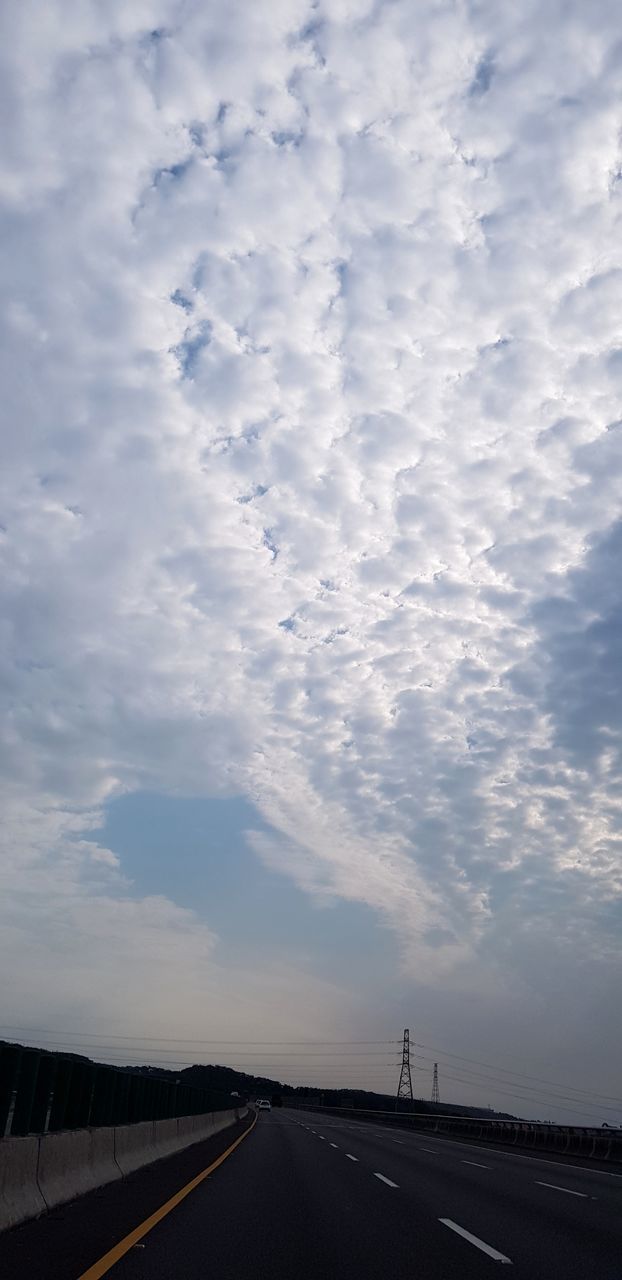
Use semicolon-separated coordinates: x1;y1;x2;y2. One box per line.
431;1062;440;1105
396;1028;413;1105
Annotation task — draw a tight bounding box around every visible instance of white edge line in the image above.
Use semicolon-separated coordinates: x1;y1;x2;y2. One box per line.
374;1172;399;1188
535;1181;588;1198
346;1153;358;1161
439;1219;512;1264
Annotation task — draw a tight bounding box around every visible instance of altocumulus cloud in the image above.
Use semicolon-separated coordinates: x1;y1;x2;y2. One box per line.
1;0;621;1051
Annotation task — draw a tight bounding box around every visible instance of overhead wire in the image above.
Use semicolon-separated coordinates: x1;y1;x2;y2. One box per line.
413;1052;622;1117
0;1026;398;1046
413;1042;622;1106
434;1069;618;1123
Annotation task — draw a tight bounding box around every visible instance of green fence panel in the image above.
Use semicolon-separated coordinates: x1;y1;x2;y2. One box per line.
111;1070;131;1126
153;1078;168;1121
89;1065;117;1128
0;1043;240;1134
0;1045;23;1137
127;1072;147;1124
143;1076;156;1121
49;1058;74;1131
11;1050;41;1136
64;1061;95;1130
30;1054;57;1134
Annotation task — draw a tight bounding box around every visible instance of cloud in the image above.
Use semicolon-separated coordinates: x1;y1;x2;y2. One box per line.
1;0;621;1095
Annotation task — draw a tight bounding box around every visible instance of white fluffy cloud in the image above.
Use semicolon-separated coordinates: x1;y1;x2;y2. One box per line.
1;0;622;1088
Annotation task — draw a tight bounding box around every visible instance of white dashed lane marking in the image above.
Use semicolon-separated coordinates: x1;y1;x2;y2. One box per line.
346;1154;358;1161
462;1160;490;1169
374;1173;399;1188
536;1181;588;1198
439;1219;512;1264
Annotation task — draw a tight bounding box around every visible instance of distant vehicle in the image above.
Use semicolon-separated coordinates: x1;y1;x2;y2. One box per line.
256;1098;271;1110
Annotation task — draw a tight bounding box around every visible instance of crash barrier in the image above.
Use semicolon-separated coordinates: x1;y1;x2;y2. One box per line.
287;1103;622;1164
0;1106;248;1232
0;1041;235;1139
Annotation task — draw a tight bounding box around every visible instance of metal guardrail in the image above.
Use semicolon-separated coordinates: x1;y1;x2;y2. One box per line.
0;1044;234;1138
287;1102;622;1163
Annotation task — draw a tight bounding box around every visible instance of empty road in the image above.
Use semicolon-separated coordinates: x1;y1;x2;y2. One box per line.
1;1108;620;1277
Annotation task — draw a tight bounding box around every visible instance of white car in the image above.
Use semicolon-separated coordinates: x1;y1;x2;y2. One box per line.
256;1098;272;1110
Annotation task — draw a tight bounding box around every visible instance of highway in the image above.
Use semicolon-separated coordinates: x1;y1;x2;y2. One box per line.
1;1107;621;1277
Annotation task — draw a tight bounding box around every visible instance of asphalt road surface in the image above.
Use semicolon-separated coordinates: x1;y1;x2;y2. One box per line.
2;1108;621;1278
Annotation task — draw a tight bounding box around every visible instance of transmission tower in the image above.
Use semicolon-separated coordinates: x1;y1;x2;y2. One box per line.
396;1028;413;1105
431;1062;440;1105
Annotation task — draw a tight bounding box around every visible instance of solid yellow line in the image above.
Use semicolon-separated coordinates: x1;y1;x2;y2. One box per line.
77;1114;257;1280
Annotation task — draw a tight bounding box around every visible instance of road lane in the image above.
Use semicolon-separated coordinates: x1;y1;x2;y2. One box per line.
298;1110;622;1277
103;1110;476;1280
300;1111;622;1194
313;1116;622;1182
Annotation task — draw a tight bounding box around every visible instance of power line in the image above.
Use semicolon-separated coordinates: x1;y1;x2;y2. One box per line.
0;1026;398;1046
414;1052;622;1117
437;1070;619;1123
3;1040;399;1061
414;1042;622;1107
4;1043;398;1076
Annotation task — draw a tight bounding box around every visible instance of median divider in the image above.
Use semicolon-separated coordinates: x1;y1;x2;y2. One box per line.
0;1106;249;1233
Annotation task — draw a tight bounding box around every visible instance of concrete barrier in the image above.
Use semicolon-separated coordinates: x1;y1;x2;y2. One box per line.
152;1118;184;1161
38;1128;121;1210
0;1137;46;1232
214;1108;237;1135
177;1114;213;1144
1;1106;249;1233
114;1120;160;1176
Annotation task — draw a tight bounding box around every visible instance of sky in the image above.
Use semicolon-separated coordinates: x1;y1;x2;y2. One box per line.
1;0;621;1125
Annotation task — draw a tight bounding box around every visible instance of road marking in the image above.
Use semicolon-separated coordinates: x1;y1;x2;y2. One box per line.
462;1160;490;1169
536;1181;588;1198
319;1135;326;1140
77;1116;257;1280
346;1153;358;1161
374;1172;399;1188
303;1117;622;1181
439;1219;512;1264
392;1139;404;1144
330;1142;339;1148
420;1147;439;1153
410;1134;622;1178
